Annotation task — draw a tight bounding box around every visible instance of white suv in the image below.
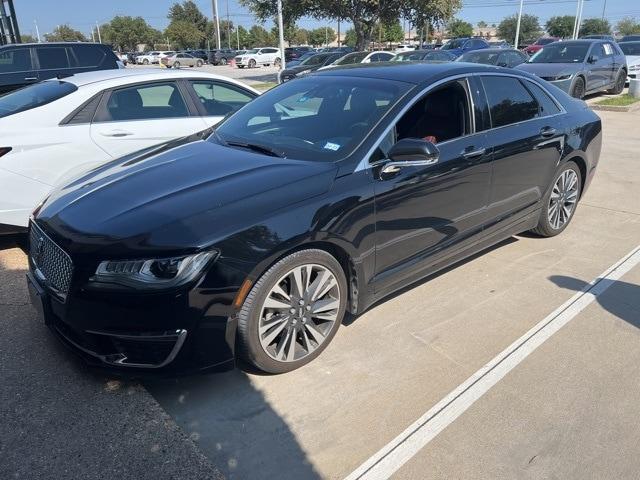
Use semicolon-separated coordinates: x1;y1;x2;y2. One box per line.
235;47;281;68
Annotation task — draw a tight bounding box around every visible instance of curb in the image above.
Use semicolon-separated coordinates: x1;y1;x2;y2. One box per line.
590;101;640;113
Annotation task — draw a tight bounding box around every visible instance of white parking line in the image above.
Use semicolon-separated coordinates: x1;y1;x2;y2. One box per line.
345;245;640;480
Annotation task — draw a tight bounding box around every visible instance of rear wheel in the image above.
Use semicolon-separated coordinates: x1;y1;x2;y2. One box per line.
531;162;582;237
196;60;203;67
142;58;149;65
237;249;347;374
571;77;585;99
274;57;281;67
173;61;181;69
249;59;256;68
220;57;228;65
607;70;626;95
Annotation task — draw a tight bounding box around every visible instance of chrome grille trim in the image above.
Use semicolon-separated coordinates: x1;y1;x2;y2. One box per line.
29;222;73;300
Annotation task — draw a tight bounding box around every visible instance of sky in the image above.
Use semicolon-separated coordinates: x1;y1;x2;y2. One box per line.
13;0;640;39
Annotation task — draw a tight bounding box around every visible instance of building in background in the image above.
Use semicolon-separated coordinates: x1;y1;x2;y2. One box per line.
0;0;21;45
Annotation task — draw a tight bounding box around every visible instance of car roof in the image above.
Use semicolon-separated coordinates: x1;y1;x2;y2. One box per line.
44;68;259;93
0;42;106;49
461;48;521;54
313;62;521;85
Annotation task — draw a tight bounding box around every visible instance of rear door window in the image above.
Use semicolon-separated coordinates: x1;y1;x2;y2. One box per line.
100;82;189;122
481;76;540;128
37;47;71;69
71;45;106;67
525;81;561;117
0;48;32;73
0;81;77;118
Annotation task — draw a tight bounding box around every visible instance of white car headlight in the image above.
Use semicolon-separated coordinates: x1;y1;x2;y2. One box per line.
90;251;217;290
630;64;640;72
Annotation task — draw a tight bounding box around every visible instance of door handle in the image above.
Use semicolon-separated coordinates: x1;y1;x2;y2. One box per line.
24;77;38;81
461;147;486;159
540;127;557;138
100;130;134;138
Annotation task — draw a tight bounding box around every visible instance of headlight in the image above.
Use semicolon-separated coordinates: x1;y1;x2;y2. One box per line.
554;74;572;81
630;65;639;72
89;251;217;290
297;69;312;76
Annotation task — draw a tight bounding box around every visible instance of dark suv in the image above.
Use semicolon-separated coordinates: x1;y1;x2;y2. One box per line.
208;49;237;65
0;42;121;95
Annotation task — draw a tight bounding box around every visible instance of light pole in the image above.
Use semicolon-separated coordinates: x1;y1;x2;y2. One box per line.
211;0;221;49
95;21;101;43
276;0;285;69
513;0;525;49
34;20;41;42
572;0;585;39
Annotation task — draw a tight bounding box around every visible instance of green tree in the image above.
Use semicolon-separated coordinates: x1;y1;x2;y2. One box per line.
545;15;575;38
616;17;640;36
447;18;473;37
20;34;37;43
579;18;611;36
477;20;487;28
308;27;335;47
45;24;87;42
165;20;204;49
236;25;252;49
381;20;404;43
291;27;310;45
248;25;276;47
169;1;209;47
240;0;460;51
344;28;357;47
99;16;158;51
497;13;541;45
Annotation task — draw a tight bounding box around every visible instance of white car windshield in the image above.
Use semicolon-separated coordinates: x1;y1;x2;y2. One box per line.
0;81;77;118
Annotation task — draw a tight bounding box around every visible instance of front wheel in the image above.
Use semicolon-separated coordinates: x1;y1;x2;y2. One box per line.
274;57;281;67
571;77;585;99
196;60;203;67
142;58;149;65
531;162;582;237
237;249;347;374
173;61;181;69
220;57;228;65
607;70;626;95
248;59;256;68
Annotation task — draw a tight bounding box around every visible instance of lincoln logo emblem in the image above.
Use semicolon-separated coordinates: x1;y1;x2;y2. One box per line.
35;237;45;262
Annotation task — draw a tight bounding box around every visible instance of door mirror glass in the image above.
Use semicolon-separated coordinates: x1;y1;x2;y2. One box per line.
588;54;598;63
388;138;439;163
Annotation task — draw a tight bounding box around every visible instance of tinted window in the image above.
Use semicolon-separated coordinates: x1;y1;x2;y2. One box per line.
529;43;589;63
190;80;254;116
525;82;561;117
0;81;77;118
505;51;526;66
620;42;640;55
481;76;539;128
37;47;71;69
214;76;410;162
592;44;606;59
103;82;189;121
72;45;106;67
459;51;501;64
335;52;368;65
0;48;32;73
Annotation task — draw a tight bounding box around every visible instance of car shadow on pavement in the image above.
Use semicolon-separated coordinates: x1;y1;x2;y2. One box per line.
549;275;640;327
145;371;321;480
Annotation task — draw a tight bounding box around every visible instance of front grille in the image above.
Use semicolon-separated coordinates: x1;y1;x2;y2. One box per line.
29;222;73;299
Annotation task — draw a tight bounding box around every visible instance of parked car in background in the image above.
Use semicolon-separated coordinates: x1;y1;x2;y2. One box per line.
489;40;512;49
185;50;209;61
161;52;204;68
581;35;616;42
457;48;528;67
278;52;344;82
285;46;313;62
619;41;640;83
318;50;395;70
208;49;237;65
27;63;602;374
394;45;415;53
620;35;640;43
136;51;160;64
517;39;627;98
286;51;317;68
235;47;281;68
0;42;121;96
157;51;176;62
0;69;258;232
523;37;559;55
392;50;457;62
113;52;128;66
440;37;490;57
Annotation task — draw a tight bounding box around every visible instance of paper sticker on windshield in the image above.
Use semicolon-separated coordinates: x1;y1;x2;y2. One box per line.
298;96;309;103
323;142;340;151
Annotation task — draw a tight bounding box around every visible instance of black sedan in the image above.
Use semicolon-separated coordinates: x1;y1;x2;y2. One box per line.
28;63;602;375
392;50;458;62
456;48;528;68
277;52;343;83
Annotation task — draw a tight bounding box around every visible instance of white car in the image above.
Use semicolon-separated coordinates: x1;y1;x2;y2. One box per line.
619;41;640;84
136;51;160;65
0;69;258;232
235;47;281;68
394;45;415;53
318;51;395;70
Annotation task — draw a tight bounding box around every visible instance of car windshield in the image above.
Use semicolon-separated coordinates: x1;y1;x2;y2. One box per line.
334;52;368;65
0;81;78;118
442;39;465;50
528;43;589;63
459;51;501;64
301;54;328;66
536;38;556;45
620;42;640;55
213;76;411;162
246;49;259;54
393;52;425;61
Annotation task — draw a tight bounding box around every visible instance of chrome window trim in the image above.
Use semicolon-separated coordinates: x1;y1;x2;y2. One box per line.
355;71;567;172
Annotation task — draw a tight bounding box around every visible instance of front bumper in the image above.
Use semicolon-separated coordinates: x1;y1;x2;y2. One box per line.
546;77;573;94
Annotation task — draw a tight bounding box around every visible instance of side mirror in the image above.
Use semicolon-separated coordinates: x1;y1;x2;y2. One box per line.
588;55;598;63
380;138;440;176
497;61;508;67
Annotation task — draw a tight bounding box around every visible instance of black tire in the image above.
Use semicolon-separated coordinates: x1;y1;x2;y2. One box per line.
607;70;626;95
142;58;149;65
220;57;228;65
196;60;203;67
274;57;281;67
238;65;244;69
531;161;582;237
571;77;585;99
249;59;256;68
237;249;347;374
173;61;181;69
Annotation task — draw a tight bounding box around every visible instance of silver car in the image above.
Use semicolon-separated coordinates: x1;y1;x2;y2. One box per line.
161;53;203;69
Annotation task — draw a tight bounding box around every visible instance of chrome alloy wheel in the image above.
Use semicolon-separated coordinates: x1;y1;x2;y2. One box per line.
548;169;579;230
258;264;340;362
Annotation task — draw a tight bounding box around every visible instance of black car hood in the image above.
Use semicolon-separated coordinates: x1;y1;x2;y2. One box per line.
37;137;337;254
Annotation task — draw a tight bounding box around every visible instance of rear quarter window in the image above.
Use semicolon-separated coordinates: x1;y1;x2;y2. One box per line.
0;48;32;73
36;47;71;69
481;76;540;128
0;81;77;118
71;45;107;67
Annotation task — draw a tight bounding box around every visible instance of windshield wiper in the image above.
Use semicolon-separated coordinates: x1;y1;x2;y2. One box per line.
225;141;285;158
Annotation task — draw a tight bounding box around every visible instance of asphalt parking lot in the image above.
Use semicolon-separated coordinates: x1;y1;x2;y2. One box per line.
1;108;639;479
